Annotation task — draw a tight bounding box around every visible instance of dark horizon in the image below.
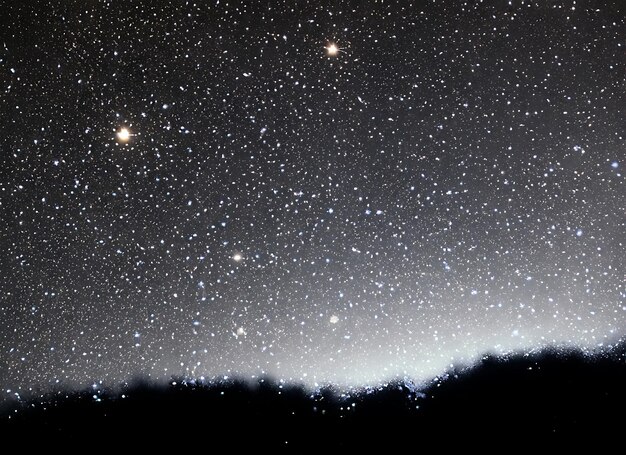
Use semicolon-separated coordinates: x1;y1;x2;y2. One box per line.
4;342;626;445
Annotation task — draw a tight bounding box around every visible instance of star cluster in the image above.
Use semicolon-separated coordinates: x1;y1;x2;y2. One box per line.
1;1;624;395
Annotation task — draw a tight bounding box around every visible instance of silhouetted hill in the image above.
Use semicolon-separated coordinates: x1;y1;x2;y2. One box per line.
2;345;625;448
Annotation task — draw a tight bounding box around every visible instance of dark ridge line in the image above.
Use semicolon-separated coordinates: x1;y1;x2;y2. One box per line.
1;341;626;445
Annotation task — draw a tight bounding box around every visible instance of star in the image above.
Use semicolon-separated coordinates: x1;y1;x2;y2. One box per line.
330;315;339;324
326;43;339;56
117;127;130;142
233;253;243;262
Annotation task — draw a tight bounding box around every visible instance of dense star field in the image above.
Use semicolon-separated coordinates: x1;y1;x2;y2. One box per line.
1;0;624;397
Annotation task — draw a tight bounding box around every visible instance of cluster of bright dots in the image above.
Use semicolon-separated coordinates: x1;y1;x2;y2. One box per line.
1;1;624;397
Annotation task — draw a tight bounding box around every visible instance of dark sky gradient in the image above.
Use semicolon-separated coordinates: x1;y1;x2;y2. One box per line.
1;0;624;396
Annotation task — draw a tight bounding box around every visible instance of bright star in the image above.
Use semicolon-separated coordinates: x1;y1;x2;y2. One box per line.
233;253;243;262
326;43;339;56
117;127;130;142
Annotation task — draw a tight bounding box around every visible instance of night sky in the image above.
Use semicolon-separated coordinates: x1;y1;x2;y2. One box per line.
1;0;624;397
